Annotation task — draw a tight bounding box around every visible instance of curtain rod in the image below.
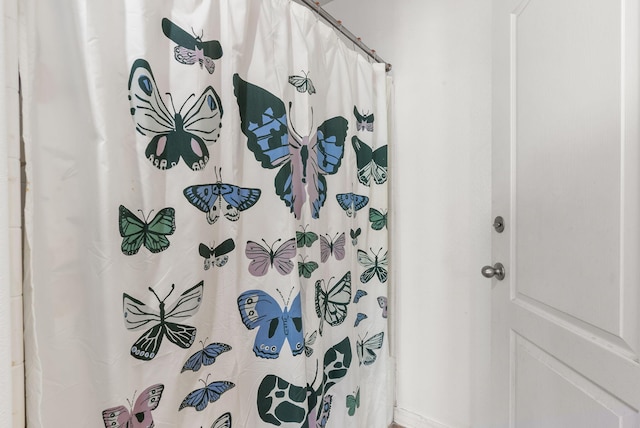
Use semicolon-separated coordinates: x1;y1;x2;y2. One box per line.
297;0;392;72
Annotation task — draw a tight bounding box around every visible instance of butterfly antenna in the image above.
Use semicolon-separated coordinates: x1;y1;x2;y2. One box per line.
200;374;211;386
137;208;154;223
165;92;177;116
199;337;209;349
308;107;314;136
178;93;196;114
148;287;162;303
287;102;303;142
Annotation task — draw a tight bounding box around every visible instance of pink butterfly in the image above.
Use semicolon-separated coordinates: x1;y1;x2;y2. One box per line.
102;384;164;428
245;238;297;276
320;233;346;263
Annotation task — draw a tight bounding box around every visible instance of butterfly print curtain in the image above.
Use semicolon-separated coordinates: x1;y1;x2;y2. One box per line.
20;0;392;426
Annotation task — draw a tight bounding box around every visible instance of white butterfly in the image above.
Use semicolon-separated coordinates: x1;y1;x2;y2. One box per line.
356;331;384;366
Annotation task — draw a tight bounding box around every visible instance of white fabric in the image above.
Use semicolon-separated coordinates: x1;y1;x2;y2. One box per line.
21;0;393;426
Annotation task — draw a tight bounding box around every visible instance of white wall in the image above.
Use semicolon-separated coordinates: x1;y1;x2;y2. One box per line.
324;1;492;427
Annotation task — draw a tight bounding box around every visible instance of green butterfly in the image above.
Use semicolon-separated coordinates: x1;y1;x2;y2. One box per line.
369;208;387;231
346;387;360;416
119;205;176;255
298;255;319;279
296;224;319;248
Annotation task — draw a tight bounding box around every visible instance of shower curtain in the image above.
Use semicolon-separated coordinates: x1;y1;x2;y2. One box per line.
20;0;392;426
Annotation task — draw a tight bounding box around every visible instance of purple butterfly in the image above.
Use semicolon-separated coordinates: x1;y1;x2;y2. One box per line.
377;296;388;318
102;384;164;428
162;19;223;74
245;238;296;276
320;233;346;263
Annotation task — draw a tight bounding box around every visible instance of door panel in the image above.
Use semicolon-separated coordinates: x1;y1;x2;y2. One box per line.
492;0;640;425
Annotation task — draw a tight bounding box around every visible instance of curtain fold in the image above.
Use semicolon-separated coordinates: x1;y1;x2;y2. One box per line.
21;0;392;426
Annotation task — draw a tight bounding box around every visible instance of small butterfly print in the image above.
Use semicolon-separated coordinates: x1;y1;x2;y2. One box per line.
350;227;362;246
354;313;368;327
184;169;261;224
304;330;317;357
356;332;384;366
369;207;388;230
352;136;388;186
181;340;232;373
336;192;369;217
346;387;360;416
320;233;346;263
315;271;352;335
378;296;388;318
357;248;388;284
237;289;304;359
298;255;319;279
234;74;348;219
179;376;235;411
288;70;316;95
210;412;232;428
296;224;319;248
102;384;164;428
353;289;368;304
123;282;203;360
245;238;296;276
119;205;176;255
162;18;223;74
128;58;223;171
198;239;235;270
354;106;374;132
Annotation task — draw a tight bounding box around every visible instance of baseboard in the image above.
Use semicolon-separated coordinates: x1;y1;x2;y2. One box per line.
393;408;456;428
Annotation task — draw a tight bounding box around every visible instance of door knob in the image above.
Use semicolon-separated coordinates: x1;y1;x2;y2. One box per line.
481;263;505;280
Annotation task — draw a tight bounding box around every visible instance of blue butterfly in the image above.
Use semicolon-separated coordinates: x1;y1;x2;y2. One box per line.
353;289;368;304
354;313;368;327
233;74;348;219
184;168;261;224
336;192;369;218
237;289;304;359
181;341;232;373
179;377;235;411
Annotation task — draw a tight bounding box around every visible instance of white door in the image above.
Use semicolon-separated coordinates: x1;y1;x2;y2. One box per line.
491;0;640;426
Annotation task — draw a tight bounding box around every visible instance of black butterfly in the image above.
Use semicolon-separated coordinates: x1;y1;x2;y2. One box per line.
354;106;374;132
162;18;223;74
123;282;203;361
199;239;235;270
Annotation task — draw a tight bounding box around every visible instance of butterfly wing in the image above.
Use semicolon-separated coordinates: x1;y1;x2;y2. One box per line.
324;271;352;327
371;145;388;184
257;375;308;426
332;233;346;261
335;193;354;215
288;75;309;93
213;238;235;267
181;86;223;145
319;235;331;263
162;282;203;349
130;384;164;427
162;18;198;51
211;412;232;428
353;289;368;304
304;330;317;357
179;381;234;412
377;296;388;318
351;136;374;186
369;208;387;230
245;241;272;277
272;237;296;275
350;228;361;246
184;184;222;224
182;343;231;373
237;290;287;358
201;40;223;61
199;243;214;270
123;294;160;332
357;250;377;283
298;259;319;279
358;332;384;366
219;183;261;221
102;406;130;428
296;228;319;248
119;205;146;255
375;251;389;283
354;313;368;327
143;207;175;253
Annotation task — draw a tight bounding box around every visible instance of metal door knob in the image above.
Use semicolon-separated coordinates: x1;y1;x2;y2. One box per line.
481;263;505;280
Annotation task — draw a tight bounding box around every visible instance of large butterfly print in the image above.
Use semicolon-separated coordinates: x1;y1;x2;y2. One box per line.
162;18;223;74
354;106;374;132
128;58;223;171
198;239;235;271
102;384;164;428
357;248;388;284
320;233;346;263
315;271;352;335
237;289;304;359
119;205;175;255
352;136;388;186
183;171;261;224
123;282;203;361
179;377;235;411
245;238;296;276
356;332;384;366
233;74;348;219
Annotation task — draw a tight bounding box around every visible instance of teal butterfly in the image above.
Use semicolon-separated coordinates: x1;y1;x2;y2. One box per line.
298;255;319;279
296;224;319;248
346;387;360;416
119;205;176;255
315;271;352;335
369;208;387;230
357;248;388;284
